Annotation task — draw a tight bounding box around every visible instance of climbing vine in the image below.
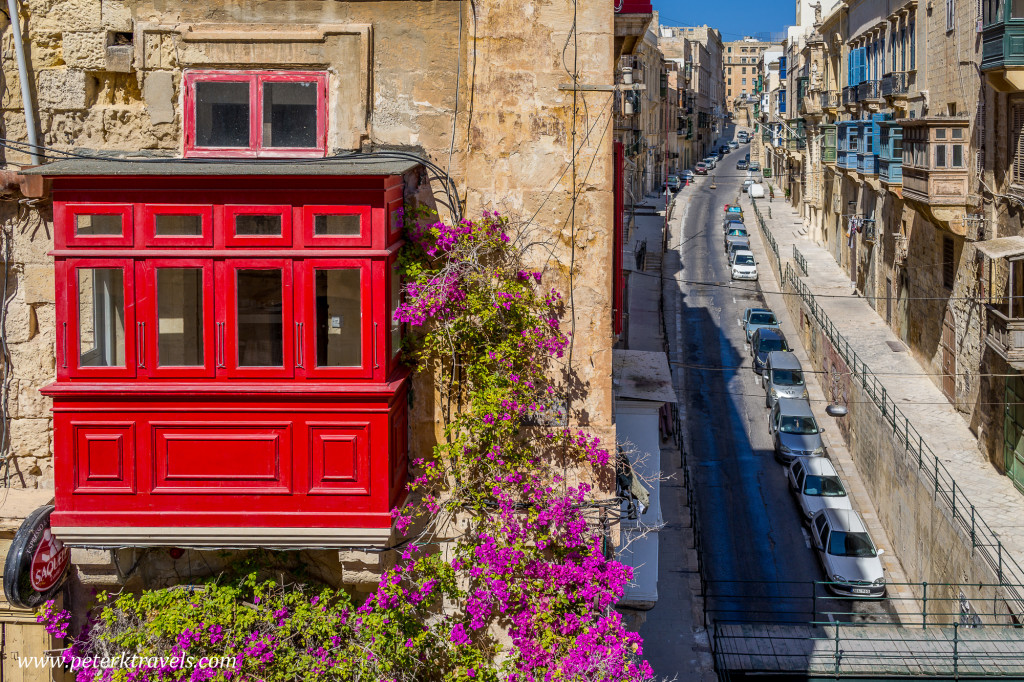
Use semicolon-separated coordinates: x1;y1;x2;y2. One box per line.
40;208;652;682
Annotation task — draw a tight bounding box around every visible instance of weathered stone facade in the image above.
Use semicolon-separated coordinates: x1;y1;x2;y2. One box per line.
0;0;623;669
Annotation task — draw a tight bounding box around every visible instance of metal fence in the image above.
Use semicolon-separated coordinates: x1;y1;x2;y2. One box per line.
749;198;780;280
793;244;809;277
781;260;1024;615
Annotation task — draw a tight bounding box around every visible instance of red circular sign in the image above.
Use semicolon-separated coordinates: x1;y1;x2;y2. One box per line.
29;527;70;593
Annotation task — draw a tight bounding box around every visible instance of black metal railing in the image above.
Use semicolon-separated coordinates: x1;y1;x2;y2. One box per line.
793;244;808;276
819;90;839;108
881;71;909;97
842;85;859;105
782;261;1024;615
857;79;881;101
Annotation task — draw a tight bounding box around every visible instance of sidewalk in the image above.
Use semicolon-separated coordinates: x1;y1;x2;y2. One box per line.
742;193;1024;586
623;192;715;681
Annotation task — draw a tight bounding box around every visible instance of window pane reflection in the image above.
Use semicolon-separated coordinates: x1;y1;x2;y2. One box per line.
78;268;125;367
263;82;317;148
237;269;283;367
313;214;360;237
195;81;250;148
315;269;361;367
235;214;283;236
157;268;204;367
76;214;122;236
155;215;203;237
390;265;402;357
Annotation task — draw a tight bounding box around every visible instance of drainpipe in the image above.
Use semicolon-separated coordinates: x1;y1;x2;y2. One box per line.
6;0;40;164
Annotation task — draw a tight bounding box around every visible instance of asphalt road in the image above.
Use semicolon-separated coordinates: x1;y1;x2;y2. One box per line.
667;133;893;625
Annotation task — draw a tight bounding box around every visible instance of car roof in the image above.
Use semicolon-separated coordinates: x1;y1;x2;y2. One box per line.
746;307;772;315
800;456;839;476
820;507;867;532
756;327;786;341
733;249;753;257
767;350;800;369
775;397;815;417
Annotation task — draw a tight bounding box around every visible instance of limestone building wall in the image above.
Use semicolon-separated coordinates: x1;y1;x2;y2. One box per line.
0;0;618;595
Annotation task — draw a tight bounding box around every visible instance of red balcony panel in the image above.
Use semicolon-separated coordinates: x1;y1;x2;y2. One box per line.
615;0;653;13
309;422;372;495
73;422;135;494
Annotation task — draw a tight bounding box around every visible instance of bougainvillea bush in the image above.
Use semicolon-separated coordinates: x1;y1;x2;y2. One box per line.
40;209;653;682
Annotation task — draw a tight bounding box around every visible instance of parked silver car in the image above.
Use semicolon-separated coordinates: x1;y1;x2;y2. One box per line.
742;308;780;343
763;351;808;406
768;398;825;463
787;457;853;521
810;508;886;598
724;226;749;249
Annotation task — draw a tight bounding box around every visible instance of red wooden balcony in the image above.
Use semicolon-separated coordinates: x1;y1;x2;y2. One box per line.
27;160;419;548
615;0;652;12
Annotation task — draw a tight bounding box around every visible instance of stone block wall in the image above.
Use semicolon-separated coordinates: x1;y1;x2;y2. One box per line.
0;0;618;592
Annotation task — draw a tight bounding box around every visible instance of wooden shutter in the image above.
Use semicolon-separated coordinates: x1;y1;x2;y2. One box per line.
1013;104;1024;185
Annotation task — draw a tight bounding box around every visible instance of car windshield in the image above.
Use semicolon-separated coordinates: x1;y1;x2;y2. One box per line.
778;415;818;434
758;337;787;352
749;312;777;325
803;475;846;497
828;530;876;558
735;254;754;266
772;369;804;386
728;229;747;236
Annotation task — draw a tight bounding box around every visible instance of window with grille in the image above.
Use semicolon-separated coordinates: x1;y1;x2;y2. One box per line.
1012;103;1024;186
947;0;955;30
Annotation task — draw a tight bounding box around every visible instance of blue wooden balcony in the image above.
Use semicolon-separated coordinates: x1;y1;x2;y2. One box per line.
878;121;903;185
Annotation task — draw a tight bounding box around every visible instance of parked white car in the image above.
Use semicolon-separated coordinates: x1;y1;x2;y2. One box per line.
787;457;853;521
730;250;758;281
810;508;886;598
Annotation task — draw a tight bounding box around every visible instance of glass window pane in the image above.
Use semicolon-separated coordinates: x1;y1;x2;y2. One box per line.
952;127;964;139
235;214;282;237
314;214;360;237
236;269;283;367
953;144;964;167
390;265;401;357
157;268;204;367
75;214;122;236
936;128;947;139
315;269;362;367
262;81;318;148
195;81;250;148
1014;0;1024;18
154;214;203;237
78;268;125;367
936;145;947;167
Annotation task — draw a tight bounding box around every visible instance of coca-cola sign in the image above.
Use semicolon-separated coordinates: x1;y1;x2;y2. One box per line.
4;506;71;608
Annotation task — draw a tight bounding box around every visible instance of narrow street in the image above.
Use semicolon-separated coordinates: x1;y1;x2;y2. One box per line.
663;133;893;624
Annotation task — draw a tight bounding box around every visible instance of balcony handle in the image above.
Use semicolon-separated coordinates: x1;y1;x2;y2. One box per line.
61;322;67;369
216;322;226;369
295;322;304;369
137;321;146;369
373;322;379;369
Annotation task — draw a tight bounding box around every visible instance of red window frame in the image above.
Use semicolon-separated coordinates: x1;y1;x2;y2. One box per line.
183;70;328;159
139;205;214;248
222;204;293;248
62;258;137;379
136;259;217;379
57;203;133;249
386;254;404;374
220;259;295;379
295;259;374;380
299;205;372;248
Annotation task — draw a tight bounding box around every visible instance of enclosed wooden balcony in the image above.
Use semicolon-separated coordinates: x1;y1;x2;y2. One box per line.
981;0;1024;91
978;237;1024;369
899;118;977;232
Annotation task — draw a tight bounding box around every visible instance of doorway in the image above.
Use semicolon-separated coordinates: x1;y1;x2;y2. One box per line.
1003;375;1024;493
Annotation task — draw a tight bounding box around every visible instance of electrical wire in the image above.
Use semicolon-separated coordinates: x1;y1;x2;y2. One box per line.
672;360;1024;380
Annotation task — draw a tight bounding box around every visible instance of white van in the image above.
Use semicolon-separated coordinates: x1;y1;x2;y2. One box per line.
748;183;765;198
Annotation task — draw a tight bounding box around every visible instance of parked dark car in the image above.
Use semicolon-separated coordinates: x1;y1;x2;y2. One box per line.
750;327;790;375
